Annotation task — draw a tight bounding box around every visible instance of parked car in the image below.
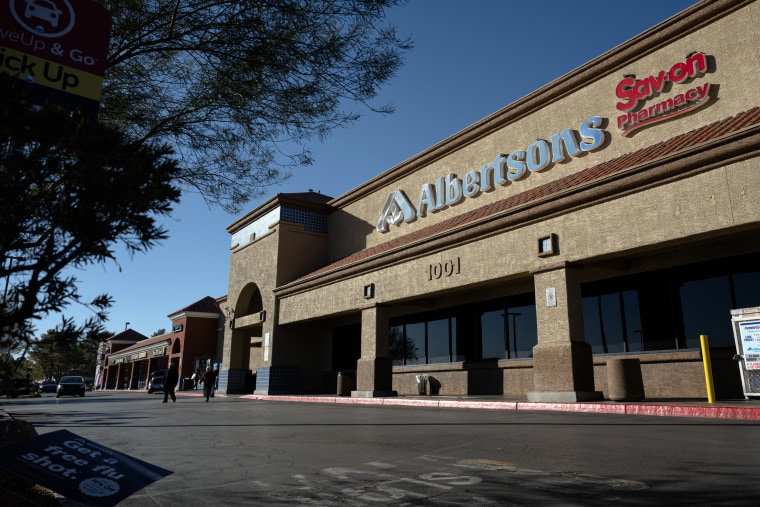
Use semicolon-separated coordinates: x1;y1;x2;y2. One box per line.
147;369;168;394
56;376;86;398
39;379;58;393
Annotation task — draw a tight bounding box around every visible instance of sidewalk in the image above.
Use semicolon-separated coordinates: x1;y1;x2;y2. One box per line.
101;388;760;421
235;393;760;421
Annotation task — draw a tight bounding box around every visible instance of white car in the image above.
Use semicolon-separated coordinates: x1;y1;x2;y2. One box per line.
147;369;167;394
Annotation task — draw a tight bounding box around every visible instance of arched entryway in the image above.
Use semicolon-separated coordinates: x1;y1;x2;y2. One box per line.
229;283;265;373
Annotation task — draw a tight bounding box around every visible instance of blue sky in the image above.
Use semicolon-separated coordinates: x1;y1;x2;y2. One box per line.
36;0;699;338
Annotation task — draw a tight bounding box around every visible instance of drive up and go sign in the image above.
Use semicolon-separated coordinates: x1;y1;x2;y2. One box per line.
0;0;111;115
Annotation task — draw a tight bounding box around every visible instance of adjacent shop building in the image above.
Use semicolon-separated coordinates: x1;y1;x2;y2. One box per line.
102;296;224;390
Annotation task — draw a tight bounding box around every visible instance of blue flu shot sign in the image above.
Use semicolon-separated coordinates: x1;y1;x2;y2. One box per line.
0;429;172;505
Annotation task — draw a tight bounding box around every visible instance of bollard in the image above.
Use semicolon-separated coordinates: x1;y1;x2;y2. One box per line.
700;334;716;404
606;358;645;401
336;372;355;396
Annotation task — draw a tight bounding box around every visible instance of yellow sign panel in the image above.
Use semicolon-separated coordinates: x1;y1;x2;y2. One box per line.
0;45;103;101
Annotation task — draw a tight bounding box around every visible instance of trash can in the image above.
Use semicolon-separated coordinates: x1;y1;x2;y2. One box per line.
336;371;356;396
415;375;428;396
606;358;645;401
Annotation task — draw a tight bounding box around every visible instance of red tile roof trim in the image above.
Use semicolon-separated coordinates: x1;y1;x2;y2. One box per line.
284;107;760;290
169;296;220;317
107;329;148;343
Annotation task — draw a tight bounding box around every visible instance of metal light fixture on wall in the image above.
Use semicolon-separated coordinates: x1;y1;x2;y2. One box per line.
226;308;235;329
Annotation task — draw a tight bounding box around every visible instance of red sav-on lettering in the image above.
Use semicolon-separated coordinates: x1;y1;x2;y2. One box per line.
615;53;708;112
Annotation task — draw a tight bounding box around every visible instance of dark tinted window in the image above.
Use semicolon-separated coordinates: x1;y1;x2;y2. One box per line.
582;252;760;353
389;292;537;365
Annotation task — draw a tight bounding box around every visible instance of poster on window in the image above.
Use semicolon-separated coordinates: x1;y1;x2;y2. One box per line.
739;320;760;370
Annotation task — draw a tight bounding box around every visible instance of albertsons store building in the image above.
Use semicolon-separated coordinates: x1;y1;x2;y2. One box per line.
217;0;760;402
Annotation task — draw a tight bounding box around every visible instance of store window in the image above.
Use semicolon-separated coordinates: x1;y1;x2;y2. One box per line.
582;280;650;354
678;265;733;349
427;317;450;364
137;363;148;390
405;321;426;365
582;252;760;354
390;292;537;366
732;254;760;309
509;300;538;359
480;301;506;360
389;325;406;365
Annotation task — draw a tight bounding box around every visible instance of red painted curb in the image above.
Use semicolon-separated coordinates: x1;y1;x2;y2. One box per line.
246;395;760;420
438;401;518;410
516;402;627;415
384;398;442;408
624;404;760;420
338;397;383;405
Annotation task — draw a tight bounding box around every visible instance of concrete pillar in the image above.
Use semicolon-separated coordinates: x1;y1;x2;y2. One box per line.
146;358;154;386
354;305;397;397
528;263;602;402
128;364;137;389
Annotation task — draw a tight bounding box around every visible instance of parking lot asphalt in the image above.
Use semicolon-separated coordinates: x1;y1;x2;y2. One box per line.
6;391;760;506
5;389;758;421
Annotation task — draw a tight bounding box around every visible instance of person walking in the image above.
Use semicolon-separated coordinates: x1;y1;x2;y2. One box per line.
163;363;179;403
201;366;217;402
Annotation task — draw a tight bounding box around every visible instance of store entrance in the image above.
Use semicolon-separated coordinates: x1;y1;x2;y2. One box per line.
332;324;361;373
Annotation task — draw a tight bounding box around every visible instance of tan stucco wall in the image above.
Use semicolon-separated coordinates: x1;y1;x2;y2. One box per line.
223;227;279;370
392;362;534;397
224;1;760;399
276;224;328;287
593;359;707;399
328;1;760;261
533;266;585;346
224;222;330;372
281;156;760;324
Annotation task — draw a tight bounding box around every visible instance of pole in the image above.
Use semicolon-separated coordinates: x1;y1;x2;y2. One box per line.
700;334;716;404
